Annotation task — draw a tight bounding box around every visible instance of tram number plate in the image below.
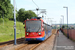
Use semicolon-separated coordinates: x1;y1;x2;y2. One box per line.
31;38;36;40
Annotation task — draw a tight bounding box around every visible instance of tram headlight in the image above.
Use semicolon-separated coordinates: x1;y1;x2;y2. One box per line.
26;33;29;35
38;33;41;35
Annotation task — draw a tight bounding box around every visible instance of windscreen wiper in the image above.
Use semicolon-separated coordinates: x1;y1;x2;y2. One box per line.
27;27;30;33
36;27;40;33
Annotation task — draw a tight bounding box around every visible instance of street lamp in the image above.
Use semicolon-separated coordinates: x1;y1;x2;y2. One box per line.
63;6;69;38
61;15;64;25
60;18;62;28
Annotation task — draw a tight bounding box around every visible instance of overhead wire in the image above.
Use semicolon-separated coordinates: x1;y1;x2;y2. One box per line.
32;0;39;8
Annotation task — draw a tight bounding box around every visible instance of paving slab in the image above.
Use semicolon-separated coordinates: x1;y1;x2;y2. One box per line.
54;31;75;50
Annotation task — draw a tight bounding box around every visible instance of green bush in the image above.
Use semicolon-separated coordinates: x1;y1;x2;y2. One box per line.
0;18;3;23
0;18;9;23
4;18;9;22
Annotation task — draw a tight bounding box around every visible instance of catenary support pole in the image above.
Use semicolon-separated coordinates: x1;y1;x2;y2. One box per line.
13;0;17;45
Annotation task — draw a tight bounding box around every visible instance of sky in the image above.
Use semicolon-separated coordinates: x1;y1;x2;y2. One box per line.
11;0;75;24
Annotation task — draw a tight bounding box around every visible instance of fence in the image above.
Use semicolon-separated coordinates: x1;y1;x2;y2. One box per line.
63;29;75;41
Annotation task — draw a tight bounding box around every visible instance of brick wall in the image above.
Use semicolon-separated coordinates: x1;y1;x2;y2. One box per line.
63;29;75;40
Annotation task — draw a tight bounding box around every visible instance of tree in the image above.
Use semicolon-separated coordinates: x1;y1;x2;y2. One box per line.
17;8;26;22
17;8;37;22
25;10;37;19
62;25;65;29
0;0;13;19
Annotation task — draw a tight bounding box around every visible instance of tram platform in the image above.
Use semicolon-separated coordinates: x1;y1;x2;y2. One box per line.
54;31;75;50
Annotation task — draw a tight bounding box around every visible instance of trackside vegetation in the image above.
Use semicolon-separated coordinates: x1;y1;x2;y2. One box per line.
0;0;37;42
0;20;25;42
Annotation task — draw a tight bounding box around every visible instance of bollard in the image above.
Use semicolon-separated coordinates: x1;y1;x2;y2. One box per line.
67;33;69;39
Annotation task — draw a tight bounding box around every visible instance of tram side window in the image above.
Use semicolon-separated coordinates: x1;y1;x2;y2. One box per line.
43;23;46;31
48;26;51;31
46;25;51;31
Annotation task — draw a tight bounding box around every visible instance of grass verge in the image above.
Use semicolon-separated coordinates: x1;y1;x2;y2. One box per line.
0;20;25;42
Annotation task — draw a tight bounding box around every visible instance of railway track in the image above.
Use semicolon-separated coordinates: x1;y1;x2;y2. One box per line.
0;29;57;50
15;41;40;50
15;34;53;50
30;34;53;50
0;37;25;48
